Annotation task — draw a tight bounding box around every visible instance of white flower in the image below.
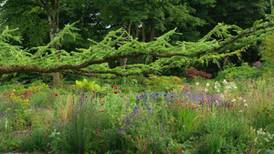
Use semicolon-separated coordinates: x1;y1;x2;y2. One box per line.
195;82;200;86
257;128;266;135
223;79;228;84
231;99;237;103
243;99;247;103
244;103;248;107
206;83;210;87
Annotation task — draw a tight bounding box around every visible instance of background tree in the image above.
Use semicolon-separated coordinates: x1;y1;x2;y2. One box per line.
0;0;49;47
207;0;267;28
0;0;62;85
93;0;216;41
0;0;101;85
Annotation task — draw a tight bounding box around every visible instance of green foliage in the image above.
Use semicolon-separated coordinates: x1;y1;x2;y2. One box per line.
194;112;255;154
207;0;267;28
119;105;184;154
217;64;262;80
168;106;199;143
0;0;49;46
252;106;274;132
0;18;273;79
19;128;50;152
1;99;30;131
254;128;274;153
57;96;114;153
0;0;273;147
75;79;104;93
0;0;269;47
93;0;208;40
261;32;274;73
143;75;183;91
29;90;53;108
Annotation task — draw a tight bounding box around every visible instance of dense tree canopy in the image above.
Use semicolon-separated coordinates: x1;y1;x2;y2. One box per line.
1;0;270;44
208;0;267;27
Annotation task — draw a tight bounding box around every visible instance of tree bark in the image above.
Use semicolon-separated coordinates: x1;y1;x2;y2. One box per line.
119;22;134;67
142;24;146;42
47;0;61;86
270;0;273;14
135;25;139;39
149;24;155;41
127;21;132;35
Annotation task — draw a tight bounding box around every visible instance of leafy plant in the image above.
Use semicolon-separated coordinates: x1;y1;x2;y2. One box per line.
217;63;262;80
261;32;274;73
144;75;183;91
75;79;105;93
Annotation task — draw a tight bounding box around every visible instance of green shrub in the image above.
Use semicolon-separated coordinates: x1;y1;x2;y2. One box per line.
75;79;105;94
261;33;274;73
217;64;262;80
144;75;183;91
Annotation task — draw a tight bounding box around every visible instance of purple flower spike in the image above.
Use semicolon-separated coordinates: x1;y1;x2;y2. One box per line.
133;105;139;115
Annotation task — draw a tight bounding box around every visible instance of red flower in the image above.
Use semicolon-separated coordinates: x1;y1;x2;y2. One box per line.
112;85;120;94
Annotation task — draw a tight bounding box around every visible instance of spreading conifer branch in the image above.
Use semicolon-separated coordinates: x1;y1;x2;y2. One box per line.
0;19;273;76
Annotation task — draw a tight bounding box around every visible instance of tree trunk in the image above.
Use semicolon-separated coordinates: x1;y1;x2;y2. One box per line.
135;25;139;39
47;0;61;86
127;21;132;35
119;22;133;67
142;24;146;42
149;24;155;41
271;0;273;14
